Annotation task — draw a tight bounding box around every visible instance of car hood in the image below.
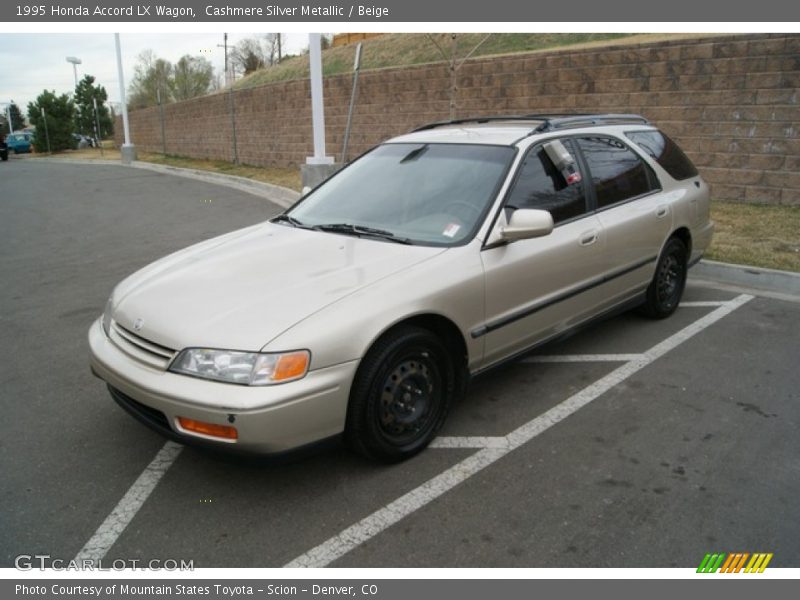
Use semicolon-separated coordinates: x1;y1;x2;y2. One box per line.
112;222;447;352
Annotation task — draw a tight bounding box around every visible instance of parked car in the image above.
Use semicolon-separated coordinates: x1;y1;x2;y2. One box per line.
89;114;713;462
0;138;7;161
72;133;92;149
4;132;30;153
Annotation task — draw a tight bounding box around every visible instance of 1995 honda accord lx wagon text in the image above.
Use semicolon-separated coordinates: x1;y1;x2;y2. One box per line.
89;114;713;462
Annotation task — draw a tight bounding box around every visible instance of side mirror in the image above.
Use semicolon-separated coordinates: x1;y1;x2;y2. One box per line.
500;209;554;242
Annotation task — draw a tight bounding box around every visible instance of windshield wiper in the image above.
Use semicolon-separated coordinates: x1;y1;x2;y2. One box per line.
312;223;413;244
271;214;308;228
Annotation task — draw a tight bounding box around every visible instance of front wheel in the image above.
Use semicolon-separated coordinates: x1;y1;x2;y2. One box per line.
640;237;688;319
345;326;456;462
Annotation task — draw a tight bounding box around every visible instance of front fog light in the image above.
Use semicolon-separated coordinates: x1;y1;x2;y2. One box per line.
169;349;310;385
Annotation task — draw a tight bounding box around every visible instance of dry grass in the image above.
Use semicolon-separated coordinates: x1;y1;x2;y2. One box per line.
234;33;651;89
233;33;727;90
137;153;302;191
708;202;800;272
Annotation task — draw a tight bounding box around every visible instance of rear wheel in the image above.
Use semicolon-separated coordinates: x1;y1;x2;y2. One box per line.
345;326;455;462
641;237;687;319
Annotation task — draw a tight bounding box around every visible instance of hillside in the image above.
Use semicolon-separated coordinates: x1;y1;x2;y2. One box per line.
232;33;643;89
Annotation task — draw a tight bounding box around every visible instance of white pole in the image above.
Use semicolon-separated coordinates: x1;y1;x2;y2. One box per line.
114;33;135;162
115;34;131;146
307;33;333;165
6;105;13;134
72;63;78;88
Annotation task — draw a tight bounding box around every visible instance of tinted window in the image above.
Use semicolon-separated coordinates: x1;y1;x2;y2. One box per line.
505;139;587;224
626;130;699;181
576;137;655;209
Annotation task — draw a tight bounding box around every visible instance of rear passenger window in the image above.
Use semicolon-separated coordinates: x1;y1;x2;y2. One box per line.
576;137;657;209
626;130;699;181
505;139;587;224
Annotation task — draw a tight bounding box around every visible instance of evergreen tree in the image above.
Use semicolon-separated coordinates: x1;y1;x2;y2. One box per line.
74;75;113;139
27;90;76;152
7;102;24;130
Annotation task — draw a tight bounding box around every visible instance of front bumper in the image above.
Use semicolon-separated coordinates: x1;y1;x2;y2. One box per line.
88;318;358;453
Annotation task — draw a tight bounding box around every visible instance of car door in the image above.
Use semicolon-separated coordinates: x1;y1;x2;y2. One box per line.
479;138;608;368
573;136;671;305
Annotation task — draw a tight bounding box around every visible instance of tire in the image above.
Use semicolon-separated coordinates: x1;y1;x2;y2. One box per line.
345;325;456;462
640;237;688;319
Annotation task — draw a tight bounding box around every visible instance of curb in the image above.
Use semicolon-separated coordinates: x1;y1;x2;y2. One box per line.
30;157;301;209
691;259;800;296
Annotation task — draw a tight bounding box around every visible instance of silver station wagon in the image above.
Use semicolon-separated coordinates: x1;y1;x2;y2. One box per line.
89;114;713;462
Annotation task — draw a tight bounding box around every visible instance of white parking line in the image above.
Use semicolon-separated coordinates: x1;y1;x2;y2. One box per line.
680;301;728;307
73;441;183;562
522;354;646;363
430;436;510;449
285;294;753;568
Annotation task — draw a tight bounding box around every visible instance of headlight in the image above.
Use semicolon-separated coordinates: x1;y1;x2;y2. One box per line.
101;296;113;336
169;348;310;386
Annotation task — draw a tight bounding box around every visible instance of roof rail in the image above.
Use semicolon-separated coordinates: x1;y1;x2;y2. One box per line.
411;113;649;134
412;115;549;132
532;114;649;132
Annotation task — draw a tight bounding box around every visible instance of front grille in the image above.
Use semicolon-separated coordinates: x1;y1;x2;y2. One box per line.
109;321;176;369
108;385;174;437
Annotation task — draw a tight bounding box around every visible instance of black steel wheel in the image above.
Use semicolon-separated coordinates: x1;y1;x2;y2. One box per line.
345;326;456;462
641;237;688;319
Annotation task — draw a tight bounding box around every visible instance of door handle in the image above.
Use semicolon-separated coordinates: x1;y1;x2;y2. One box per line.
656;205;669;218
579;230;598;246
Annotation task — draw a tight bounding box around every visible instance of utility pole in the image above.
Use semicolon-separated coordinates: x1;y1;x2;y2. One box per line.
217;33;229;86
277;33;282;63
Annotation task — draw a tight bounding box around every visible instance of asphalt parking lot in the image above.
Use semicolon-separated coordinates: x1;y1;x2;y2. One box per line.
1;159;798;569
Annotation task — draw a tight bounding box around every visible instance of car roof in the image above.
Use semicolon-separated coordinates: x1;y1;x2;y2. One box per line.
387;114;654;147
390;122;544;146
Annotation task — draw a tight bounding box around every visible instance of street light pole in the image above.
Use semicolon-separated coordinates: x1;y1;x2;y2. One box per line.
301;33;335;192
66;56;81;89
114;33;136;164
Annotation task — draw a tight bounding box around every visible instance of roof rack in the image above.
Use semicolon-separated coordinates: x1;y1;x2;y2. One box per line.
532;114;649;132
412;113;649;134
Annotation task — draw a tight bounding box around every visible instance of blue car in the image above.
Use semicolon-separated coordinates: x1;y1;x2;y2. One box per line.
5;133;32;153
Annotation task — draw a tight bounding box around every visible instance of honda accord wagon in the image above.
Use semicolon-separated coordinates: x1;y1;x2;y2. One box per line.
89;114;713;462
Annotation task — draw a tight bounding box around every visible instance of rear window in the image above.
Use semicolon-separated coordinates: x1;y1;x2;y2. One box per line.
626;130;699;181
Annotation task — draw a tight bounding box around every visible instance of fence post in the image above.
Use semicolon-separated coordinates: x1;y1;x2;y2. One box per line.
228;86;239;165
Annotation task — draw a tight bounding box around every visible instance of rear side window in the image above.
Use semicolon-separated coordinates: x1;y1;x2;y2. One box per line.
626;130;698;181
505;139;587;224
575;137;656;209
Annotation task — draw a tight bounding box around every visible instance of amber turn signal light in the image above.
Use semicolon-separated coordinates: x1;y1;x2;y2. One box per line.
177;416;238;440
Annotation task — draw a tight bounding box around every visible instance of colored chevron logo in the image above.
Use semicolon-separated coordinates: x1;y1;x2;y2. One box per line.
697;552;774;573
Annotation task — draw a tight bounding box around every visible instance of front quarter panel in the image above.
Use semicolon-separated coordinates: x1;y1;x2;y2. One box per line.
263;241;486;373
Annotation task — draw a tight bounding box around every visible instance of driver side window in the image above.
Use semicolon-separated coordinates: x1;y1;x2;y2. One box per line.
505;139;588;225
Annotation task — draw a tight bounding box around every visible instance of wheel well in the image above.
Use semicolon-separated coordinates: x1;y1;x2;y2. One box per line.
670;227;692;258
396;314;468;368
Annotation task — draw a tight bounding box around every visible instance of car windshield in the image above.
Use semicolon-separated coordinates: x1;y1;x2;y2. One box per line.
286;143;515;246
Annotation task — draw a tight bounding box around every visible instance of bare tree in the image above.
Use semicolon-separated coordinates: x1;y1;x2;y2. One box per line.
128;50;173;109
231;37;266;76
172;55;214;101
265;33;282;65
